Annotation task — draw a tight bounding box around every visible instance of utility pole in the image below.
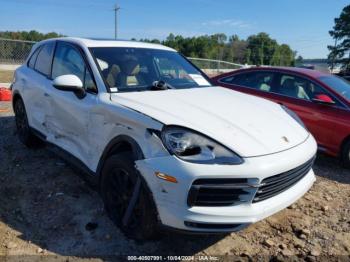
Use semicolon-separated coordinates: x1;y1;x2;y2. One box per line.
113;3;121;39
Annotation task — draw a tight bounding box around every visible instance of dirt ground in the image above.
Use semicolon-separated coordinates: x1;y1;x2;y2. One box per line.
0;101;349;261
0;70;14;83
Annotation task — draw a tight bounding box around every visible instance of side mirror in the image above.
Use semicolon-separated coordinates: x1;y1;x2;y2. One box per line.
312;94;335;105
53;75;86;99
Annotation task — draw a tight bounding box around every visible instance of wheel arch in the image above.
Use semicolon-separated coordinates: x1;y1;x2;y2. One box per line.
12;90;22;108
96;135;145;179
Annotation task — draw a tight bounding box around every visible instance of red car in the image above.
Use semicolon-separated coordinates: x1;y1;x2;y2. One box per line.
212;67;350;167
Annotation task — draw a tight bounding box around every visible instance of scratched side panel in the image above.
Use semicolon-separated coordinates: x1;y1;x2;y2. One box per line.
83;93;168;172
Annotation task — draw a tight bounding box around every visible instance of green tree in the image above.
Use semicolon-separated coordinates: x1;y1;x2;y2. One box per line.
278;44;295;66
246;33;278;65
159;32;295;66
0;30;63;41
328;4;350;70
296;55;304;65
225;35;247;64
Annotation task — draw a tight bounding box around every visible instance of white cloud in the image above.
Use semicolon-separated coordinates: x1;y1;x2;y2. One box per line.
201;19;250;28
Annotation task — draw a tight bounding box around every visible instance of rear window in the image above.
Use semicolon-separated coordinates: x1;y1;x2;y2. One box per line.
34;42;55;77
319;75;350;100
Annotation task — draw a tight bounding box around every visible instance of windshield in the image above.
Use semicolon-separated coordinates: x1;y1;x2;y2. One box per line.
90;47;212;92
318;75;350;100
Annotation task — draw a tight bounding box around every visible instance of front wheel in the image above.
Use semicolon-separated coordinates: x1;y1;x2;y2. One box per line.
100;153;160;240
342;141;350;169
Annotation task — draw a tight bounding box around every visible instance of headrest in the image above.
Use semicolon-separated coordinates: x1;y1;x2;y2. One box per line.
119;56;140;76
282;78;296;89
106;64;121;87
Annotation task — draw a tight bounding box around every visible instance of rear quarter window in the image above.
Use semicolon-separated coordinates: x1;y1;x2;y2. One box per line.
28;46;42;69
34;42;55;77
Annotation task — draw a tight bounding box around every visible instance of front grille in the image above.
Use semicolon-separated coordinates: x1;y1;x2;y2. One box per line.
187;156;315;207
253;156;315;203
187;178;258;207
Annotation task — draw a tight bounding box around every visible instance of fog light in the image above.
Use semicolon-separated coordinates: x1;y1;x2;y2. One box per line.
155;172;178;183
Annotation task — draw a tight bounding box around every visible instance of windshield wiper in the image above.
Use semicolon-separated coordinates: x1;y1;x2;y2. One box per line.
150;80;175;91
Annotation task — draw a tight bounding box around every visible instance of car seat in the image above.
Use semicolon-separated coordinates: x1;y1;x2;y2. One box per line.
106;64;121;88
116;57;143;88
280;78;298;98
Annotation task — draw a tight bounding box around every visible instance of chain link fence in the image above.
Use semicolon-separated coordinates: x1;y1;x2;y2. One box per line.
0;38;251;75
0;38;36;65
188;57;252;77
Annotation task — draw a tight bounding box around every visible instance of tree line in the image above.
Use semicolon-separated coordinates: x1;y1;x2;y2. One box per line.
0;30;63;42
0;30;296;66
139;32;296;66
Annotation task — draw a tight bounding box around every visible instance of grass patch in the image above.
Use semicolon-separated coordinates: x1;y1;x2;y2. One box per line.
0;70;14;83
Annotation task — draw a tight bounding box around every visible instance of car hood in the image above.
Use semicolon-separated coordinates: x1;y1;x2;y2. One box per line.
111;87;309;157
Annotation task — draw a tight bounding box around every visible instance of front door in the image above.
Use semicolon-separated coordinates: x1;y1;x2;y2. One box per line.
45;41;98;167
269;73;344;151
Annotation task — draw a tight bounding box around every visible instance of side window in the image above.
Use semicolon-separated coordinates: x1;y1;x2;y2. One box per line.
34;42;55;76
28;46;42;69
276;74;314;101
52;42;96;92
220;72;274;91
275;74;341;106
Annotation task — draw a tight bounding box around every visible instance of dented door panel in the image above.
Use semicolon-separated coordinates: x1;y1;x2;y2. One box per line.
44;86;98;166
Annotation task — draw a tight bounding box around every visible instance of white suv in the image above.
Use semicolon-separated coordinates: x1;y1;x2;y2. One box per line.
11;38;317;240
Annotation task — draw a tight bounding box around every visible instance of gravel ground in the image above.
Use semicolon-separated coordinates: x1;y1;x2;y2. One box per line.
0;101;349;261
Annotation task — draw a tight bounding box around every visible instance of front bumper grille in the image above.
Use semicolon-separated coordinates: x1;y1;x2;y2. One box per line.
187;156;315;207
253;156;315;203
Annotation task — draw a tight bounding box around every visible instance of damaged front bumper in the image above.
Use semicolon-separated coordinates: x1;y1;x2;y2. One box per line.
135;135;317;233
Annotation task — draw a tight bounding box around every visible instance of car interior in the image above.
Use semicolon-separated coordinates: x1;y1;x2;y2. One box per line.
102;55;150;88
278;76;310;100
91;47;210;92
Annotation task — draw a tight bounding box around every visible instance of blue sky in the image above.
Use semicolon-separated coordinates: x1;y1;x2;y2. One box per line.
0;0;348;58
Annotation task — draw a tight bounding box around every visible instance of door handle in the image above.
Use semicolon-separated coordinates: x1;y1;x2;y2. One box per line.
44;93;50;97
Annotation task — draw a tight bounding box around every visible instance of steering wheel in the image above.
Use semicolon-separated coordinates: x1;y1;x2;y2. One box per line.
162;73;175;79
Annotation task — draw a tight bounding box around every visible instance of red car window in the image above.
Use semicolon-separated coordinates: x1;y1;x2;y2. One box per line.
220;71;275;92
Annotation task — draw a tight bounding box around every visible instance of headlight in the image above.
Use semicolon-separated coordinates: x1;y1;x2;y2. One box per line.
161;126;243;165
281;105;306;129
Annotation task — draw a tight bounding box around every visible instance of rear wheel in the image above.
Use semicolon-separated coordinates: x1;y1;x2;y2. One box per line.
342;140;350;169
13;98;41;148
100;153;160;240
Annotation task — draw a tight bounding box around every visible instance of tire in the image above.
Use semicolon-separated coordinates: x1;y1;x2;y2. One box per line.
13;98;42;148
342;140;350;169
100;153;160;240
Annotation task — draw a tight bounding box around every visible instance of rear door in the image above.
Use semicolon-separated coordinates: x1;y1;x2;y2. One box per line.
23;41;55;135
44;41;98;166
